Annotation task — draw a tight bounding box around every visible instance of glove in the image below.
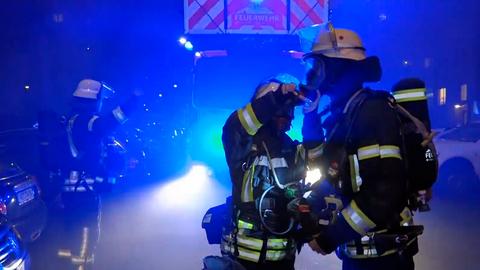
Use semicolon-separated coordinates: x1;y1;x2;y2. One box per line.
303;90;321;114
287;198;320;235
273;83;299;106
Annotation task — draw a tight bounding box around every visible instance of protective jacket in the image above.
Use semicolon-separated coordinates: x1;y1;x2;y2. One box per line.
63;99;136;192
307;89;419;258
221;83;323;264
53;99;137;270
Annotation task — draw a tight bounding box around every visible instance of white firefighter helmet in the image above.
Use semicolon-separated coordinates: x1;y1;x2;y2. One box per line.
253;73;300;100
252;74;299;119
73;79;102;99
306;23;366;61
254;81;281;100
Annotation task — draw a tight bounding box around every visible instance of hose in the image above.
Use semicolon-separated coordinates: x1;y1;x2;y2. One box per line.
258;184;296;236
258;142;299;235
261;141;285;190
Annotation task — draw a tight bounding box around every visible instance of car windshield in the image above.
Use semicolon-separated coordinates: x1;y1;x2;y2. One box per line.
0;161;25;180
439;126;480;142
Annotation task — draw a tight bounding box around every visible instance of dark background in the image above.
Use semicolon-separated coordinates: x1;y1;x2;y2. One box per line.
1;0;478;128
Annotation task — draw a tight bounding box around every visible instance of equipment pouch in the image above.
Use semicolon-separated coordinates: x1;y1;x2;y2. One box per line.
202;256;247;270
202;197;232;244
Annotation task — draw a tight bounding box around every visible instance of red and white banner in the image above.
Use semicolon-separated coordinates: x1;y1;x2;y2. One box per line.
290;0;328;33
226;0;288;34
185;0;226;34
184;0;329;34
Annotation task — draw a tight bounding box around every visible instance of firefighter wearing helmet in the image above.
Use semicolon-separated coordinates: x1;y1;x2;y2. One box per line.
298;24;424;270
219;74;323;270
37;79;140;270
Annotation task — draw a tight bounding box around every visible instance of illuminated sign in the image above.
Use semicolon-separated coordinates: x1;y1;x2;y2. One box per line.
185;0;328;34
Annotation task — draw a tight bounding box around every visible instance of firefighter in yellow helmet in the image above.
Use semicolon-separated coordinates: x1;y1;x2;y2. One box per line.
220;74;323;270
298;24;424;270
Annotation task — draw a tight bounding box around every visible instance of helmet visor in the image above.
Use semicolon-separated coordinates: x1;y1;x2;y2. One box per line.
100;82;116;100
303;55;326;92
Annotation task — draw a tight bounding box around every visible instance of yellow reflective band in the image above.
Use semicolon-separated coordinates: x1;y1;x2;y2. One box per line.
346;245;401;258
236;228;250;236
347;246;378;256
357;144;380;160
400;207;413;226
237;103;262;135
112;106;127;124
238;220;254;230
266;250;287;261
237;246;261;262
308;143;325;159
379;145;402;160
271;158;288;168
358;145;401;160
372;228;388;234
348;154;362;192
253;156;269;167
267;238;289;250
67;114;80;158
393;88;427;103
295;144;306;164
240;166;254;202
87;115;100;132
342;200;376;235
342;237;415;258
236;235;263;251
324;196;343;212
252;156;288;169
245;103;262;133
344;228;405;258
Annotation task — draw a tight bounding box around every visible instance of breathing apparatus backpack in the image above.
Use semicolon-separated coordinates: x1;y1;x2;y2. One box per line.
391;79;438;211
322;86;438;211
292;87;438;246
202;196;232;245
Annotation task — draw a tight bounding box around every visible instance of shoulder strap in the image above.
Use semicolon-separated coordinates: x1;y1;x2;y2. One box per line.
393;103;435;147
261;141;285;189
327;89;372;144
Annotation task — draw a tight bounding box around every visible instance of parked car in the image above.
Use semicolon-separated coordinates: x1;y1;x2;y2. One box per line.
0;161;47;270
0;215;29;270
433;124;480;195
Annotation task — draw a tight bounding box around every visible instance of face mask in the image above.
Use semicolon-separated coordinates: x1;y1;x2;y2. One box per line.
304;56;326;93
306;55;363;96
